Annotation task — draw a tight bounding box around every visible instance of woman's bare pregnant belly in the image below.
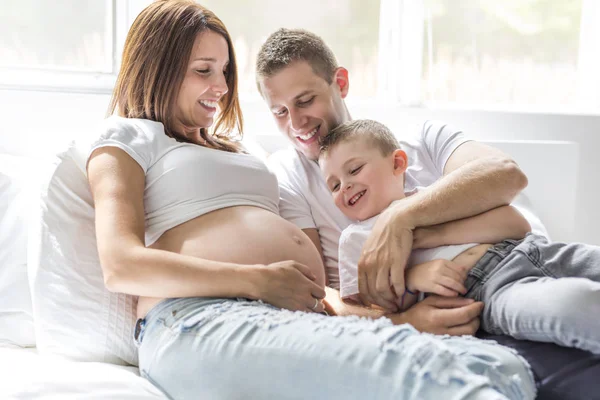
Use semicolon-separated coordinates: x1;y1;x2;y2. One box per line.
138;206;324;318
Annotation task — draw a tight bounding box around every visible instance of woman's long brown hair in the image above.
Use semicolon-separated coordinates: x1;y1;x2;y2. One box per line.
107;0;243;152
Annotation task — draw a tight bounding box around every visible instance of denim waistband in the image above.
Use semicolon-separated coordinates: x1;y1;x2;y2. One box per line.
134;297;235;345
464;238;525;297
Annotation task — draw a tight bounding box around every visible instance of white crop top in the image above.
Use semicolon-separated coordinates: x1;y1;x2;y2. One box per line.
86;116;279;245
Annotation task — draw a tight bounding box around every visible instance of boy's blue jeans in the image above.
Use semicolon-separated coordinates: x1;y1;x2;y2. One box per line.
466;234;600;354
135;297;535;400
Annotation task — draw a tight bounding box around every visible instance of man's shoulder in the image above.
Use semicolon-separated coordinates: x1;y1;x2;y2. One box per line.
268;146;302;167
267;147;312;180
398;119;456;142
419;119;465;143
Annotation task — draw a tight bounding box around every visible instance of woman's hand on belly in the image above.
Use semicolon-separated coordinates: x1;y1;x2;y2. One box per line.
249;261;327;313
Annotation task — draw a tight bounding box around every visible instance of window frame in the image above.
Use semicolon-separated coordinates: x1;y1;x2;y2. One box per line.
1;0;596;112
377;0;424;106
0;0;151;94
381;0;600;113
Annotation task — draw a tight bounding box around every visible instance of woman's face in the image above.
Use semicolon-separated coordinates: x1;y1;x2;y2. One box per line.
174;30;230;142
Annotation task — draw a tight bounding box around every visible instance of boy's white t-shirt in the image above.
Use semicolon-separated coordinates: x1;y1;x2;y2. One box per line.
338;200;479;299
267;120;474;288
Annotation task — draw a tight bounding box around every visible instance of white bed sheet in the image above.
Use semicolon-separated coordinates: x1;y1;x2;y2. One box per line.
0;346;167;399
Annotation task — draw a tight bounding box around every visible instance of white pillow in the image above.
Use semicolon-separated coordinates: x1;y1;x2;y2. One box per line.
0;154;37;347
28;142;137;365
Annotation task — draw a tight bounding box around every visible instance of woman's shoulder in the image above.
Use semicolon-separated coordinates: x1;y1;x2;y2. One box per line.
84;116;174;174
93;116;177;155
99;116;167;142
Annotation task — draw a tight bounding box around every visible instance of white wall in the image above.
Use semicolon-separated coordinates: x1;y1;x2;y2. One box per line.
2;90;599;244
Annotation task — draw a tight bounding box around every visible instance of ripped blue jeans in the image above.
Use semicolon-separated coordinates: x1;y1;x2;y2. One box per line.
136;297;536;400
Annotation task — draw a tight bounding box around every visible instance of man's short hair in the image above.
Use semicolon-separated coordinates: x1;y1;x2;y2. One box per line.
319;119;400;158
256;28;338;89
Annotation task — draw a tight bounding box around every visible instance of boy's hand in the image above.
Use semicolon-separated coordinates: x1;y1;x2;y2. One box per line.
406;259;469;297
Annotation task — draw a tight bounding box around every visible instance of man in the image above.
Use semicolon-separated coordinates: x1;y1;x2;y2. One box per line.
256;28;529;335
255;29;600;399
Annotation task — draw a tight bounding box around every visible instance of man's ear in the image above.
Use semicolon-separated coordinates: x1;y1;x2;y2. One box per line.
392;149;408;175
333;67;349;98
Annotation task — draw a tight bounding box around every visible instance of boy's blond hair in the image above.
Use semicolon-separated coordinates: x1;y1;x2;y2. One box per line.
319;119;400;158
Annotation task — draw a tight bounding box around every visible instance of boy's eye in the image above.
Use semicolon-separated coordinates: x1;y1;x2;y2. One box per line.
196;69;210;74
275;109;287;117
331;183;340;192
350;165;363;175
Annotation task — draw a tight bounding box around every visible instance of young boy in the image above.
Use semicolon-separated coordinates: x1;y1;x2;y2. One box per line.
319;119;600;354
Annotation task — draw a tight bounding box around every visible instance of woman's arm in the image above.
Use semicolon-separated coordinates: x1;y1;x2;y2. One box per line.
413;205;531;249
88;147;325;311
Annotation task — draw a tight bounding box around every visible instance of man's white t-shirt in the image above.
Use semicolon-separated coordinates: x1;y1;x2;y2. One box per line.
267;120;548;288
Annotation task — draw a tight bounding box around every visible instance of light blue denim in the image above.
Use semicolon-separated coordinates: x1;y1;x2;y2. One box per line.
465;234;600;354
136;297;535;400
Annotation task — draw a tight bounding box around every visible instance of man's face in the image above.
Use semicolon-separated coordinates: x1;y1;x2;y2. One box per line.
259;61;350;160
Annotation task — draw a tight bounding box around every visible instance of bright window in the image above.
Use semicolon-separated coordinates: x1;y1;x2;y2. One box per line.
0;0;113;72
0;0;150;93
419;0;599;111
200;0;381;98
2;0;597;113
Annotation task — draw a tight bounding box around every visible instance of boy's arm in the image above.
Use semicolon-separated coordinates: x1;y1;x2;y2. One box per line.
413;205;531;249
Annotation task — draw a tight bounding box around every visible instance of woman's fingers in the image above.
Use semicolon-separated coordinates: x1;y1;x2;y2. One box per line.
262;261;327;312
309;282;326;300
291;262;316;281
304;297;325;314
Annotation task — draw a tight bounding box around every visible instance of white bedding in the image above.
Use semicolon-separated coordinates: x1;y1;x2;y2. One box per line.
0;346;167;399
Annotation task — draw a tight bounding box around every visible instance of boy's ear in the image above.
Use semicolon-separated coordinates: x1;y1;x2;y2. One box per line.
392;149;408;175
334;67;349;98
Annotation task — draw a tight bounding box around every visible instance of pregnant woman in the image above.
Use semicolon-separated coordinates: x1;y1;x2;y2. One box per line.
85;1;535;399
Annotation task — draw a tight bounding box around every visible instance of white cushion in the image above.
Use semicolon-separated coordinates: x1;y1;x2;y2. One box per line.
0;154;37;347
28;142;137;365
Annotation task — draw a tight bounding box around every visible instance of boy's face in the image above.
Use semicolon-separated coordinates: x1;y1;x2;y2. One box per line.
258;61;350;161
319;137;407;221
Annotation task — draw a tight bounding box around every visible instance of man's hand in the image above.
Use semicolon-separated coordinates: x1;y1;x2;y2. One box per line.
405;259;469;297
357;208;414;312
386;295;483;336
